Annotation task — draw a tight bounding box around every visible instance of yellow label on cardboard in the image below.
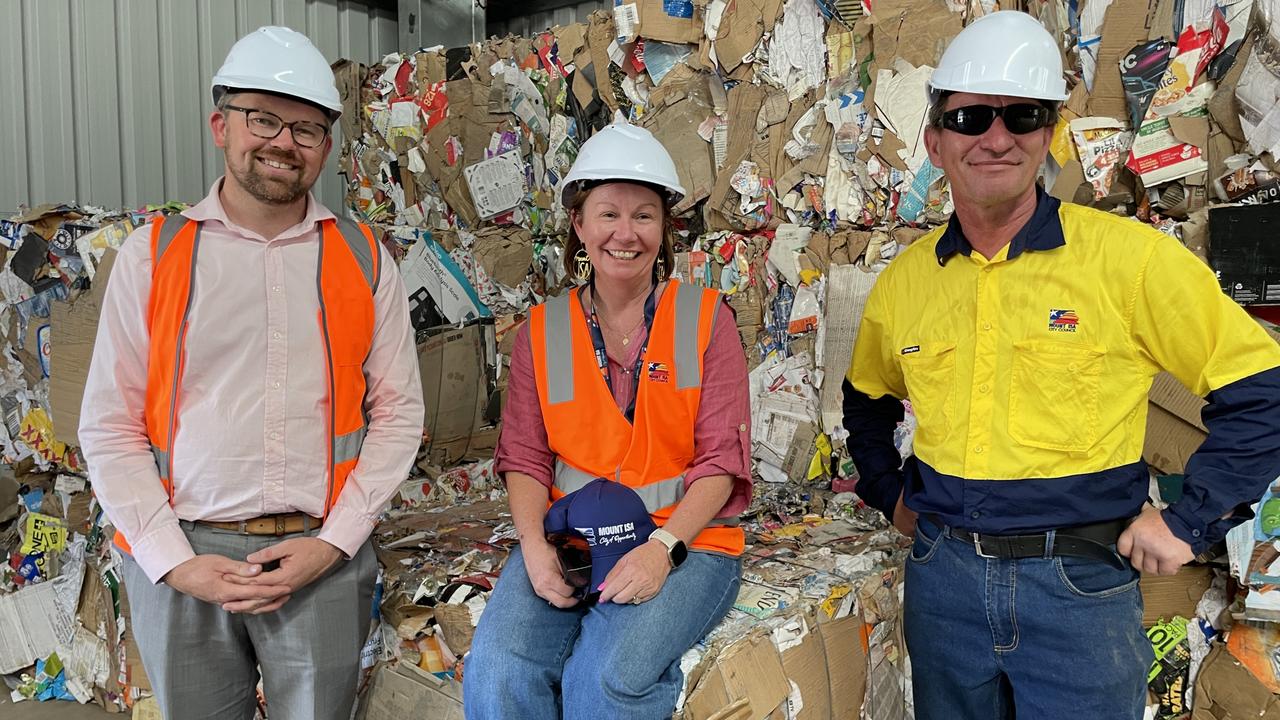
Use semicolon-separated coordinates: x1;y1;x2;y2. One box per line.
19;409;78;471
1050;116;1076;167
808;432;833;480
21;512;67;555
821;584;853;618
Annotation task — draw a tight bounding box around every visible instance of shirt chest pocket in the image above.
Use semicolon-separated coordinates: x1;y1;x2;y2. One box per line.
1008;340;1106;452
899;341;957;443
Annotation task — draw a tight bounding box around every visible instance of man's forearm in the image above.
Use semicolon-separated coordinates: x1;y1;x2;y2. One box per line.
842;378;906;521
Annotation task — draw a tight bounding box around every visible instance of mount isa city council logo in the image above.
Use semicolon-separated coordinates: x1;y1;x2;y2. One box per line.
1048;309;1079;333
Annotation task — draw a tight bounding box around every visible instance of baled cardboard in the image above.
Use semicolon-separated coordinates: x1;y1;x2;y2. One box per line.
635;0;702;44
1088;0;1158;121
683;631;790;720
1139;565;1214;626
817;612;867;718
1143;372;1207;475
716;0;769;74
50;249;117;446
419;322;494;466
779;611;831;720
358;661;463;720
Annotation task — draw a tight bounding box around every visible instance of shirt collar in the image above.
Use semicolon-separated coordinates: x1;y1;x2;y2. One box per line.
935;186;1065;266
182;178;334;241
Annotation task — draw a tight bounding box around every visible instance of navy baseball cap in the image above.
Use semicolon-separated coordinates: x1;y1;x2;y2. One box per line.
544;478;657;595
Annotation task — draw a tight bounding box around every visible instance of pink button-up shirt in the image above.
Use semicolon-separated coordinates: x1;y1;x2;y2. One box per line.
79;180;425;583
496;295;753;517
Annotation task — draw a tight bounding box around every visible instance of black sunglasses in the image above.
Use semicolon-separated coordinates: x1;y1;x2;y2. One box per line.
547;532;593;599
941;104;1055;136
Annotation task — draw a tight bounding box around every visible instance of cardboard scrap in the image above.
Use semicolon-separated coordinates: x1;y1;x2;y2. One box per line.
1143;372;1207;475
1193;644;1280;719
684;631;791;719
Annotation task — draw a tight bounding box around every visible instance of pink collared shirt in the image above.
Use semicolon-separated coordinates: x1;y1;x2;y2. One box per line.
79;180;425;583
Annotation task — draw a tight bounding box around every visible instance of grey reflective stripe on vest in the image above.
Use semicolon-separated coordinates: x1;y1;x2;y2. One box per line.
332;217;378;294
543;293;575;404
553;460;683;513
553;461;742;524
673;282;703;390
154;220;202;488
152;446;171;482
335;425;367;465
153;215;187;264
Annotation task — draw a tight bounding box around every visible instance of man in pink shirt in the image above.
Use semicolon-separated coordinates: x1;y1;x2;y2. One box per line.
78;27;423;720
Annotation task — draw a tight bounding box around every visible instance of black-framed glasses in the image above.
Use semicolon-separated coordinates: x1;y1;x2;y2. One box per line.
223;104;330;148
941;104;1055;136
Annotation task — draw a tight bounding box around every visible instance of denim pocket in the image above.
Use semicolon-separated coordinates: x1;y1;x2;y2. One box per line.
1054;552;1139;598
909;518;945;564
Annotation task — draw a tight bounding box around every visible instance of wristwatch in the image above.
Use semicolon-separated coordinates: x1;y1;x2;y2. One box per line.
649;528;688;568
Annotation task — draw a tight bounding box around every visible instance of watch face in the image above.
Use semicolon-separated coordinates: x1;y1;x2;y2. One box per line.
671;541;688;568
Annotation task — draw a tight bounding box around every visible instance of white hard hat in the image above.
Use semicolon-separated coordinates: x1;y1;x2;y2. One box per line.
212;26;343;117
559;111;686;208
928;11;1068;104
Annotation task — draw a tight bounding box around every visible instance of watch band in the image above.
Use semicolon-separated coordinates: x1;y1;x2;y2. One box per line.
649;528;684;567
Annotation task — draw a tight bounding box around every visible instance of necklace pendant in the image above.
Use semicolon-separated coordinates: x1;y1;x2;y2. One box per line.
621;336;630;346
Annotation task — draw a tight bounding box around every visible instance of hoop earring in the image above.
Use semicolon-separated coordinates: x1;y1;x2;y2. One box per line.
655;254;667;281
573;248;593;283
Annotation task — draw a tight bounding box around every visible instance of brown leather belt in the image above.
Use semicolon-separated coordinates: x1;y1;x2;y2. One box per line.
197;513;323;536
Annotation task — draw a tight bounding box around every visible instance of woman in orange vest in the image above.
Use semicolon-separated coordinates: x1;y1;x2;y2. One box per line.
464;113;753;719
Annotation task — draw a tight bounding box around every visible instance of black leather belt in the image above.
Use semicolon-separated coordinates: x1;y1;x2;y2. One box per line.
930;515;1131;570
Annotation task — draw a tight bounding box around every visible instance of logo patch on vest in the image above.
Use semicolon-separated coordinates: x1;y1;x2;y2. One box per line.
647;361;670;383
901;345;921;355
1048;309;1079;332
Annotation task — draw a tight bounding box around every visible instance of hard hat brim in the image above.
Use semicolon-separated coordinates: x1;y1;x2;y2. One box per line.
212;82;343;120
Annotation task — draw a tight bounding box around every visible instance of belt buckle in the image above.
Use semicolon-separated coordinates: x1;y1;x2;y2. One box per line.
972;532;997;559
275;516;286;536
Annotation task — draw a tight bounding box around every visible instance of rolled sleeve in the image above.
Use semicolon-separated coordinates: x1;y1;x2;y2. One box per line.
495;322;555;487
683;301;753;518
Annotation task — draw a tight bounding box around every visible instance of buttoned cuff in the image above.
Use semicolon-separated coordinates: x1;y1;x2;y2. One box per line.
1161;505;1208;555
129;523;197;584
316;504;377;560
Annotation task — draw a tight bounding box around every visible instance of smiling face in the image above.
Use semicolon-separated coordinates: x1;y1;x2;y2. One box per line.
570;182;666;289
924;92;1054;211
210;91;332;207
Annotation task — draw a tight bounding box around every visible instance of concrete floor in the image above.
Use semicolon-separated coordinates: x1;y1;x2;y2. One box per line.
0;695;117;719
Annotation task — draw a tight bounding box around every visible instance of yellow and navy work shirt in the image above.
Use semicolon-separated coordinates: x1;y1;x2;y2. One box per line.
843;188;1280;554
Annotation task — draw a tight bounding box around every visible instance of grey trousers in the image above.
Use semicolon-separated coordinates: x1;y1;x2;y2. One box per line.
120;520;377;720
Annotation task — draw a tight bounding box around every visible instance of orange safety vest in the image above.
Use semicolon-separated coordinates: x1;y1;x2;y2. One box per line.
529;280;744;556
113;215;381;552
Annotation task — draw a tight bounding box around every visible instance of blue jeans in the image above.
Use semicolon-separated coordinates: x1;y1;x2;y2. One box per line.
904;517;1152;720
464;546;740;720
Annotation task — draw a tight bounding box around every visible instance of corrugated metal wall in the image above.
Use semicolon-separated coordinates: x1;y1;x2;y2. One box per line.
0;0;398;215
487;1;605;39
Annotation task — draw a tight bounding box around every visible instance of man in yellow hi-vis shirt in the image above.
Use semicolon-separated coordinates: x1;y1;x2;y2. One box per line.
842;11;1280;720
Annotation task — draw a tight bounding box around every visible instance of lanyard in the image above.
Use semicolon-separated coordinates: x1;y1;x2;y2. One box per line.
580;282;658;423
